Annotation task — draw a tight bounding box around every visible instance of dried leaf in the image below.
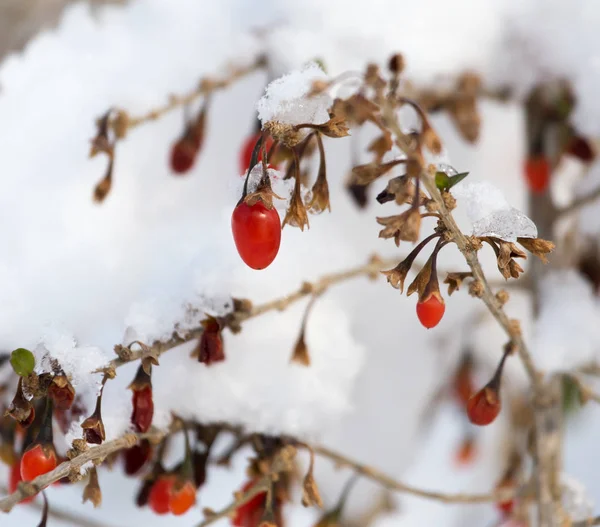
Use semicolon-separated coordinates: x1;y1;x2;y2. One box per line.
376;208;421;245
367;132;394;161
312;115;350;138
83;467;102;508
517;237;555;264
407;258;432;298
308;134;331;214
444;272;473;295
302;471;323;508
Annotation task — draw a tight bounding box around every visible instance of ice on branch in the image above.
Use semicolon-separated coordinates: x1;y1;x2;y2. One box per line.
452;180;537;242
256;63;331;126
531;270;600;373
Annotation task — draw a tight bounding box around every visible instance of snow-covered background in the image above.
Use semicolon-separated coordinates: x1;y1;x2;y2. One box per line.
2;0;600;525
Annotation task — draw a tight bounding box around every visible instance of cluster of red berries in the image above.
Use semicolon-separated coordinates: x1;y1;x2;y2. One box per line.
148;475;196;516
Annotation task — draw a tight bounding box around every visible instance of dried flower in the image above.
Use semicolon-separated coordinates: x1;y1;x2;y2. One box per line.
282;161;310;231
307;134;331;214
196;316;225;365
129;364;154;433
5;377;35;427
444;271;473;295
81;386;106;445
48;374;75;411
83;467;102;508
377;207;422;245
517;237;555;263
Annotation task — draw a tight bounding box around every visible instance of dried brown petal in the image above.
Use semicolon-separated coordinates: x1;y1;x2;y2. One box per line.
308;135;331;214
509;259;525;279
407;258;432;298
376;208;422;245
93;157;114;203
83;467;102;508
282;174;310;231
422;126;442;155
5;377;35;427
291;332;310;367
444;272;473;296
448;96;480;143
517;237;555;264
311;115;350;138
367;132;394;161
351;159;403;186
340;94;379;125
48;374;75;411
302;471;323;508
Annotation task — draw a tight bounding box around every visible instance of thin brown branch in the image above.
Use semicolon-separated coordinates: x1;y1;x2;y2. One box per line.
97;254;400;376
380;101;541;391
0;428;170;512
311;445;519;505
116;55;266;133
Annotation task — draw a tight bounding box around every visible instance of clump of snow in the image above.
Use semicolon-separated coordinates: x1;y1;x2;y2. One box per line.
256;62;331;126
452;181;537;242
561;474;594;522
531;270;600;373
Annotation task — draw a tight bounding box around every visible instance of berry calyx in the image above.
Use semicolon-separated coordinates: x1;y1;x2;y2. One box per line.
148;475;172;515
10;460;34;504
170;137;198;174
232;201;281;270
416;293;445;329
20;443;57;482
169;480;196;515
239;133;275;175
523;156;550;194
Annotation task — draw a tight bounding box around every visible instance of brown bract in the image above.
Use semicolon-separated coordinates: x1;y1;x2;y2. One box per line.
377;208;422;245
283;177;309;231
407;258;432;298
83;466;102;508
444;271;473;296
517;237;555;263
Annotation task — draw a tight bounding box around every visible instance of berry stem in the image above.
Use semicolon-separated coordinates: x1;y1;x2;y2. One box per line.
35;398;54;447
241;131;267;200
179;426;194;483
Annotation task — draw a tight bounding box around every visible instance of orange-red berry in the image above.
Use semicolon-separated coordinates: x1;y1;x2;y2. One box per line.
466;385;501;426
170;480;196;516
20;443;57;482
524;156;550;194
232;201;281;270
148;476;172;515
416;294;445;329
10;460;34;504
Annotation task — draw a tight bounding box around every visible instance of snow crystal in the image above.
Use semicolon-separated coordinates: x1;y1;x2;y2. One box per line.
561;474;594;522
531;270;600;373
256;62;331;126
452;181;537;242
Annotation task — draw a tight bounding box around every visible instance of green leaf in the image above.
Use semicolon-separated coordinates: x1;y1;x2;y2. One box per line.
10;348;35;377
310;58;327;74
562;376;582;415
435;171;469;191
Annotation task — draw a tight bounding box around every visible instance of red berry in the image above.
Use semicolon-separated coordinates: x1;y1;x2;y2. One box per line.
170;137;198;174
566;136;595;163
466;386;501;426
10;460;34;504
131;385;154;433
232;201;281;270
239;133;275;175
148;476;173;515
123;440;153;476
416;294;445;329
169;480;196;515
524;156;550;194
20;443;57;482
232;480;266;527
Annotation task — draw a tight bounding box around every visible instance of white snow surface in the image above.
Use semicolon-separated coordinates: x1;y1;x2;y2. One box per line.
256;62;331;125
452;181;537;241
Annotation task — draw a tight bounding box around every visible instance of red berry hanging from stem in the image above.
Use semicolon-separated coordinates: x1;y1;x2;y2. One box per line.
416;239;446;329
129;363;154;433
20;398;58;482
467;346;510;426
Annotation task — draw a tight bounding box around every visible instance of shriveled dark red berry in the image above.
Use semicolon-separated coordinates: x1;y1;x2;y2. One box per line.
467;386;501;426
170;137;198;174
123;440;153;476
